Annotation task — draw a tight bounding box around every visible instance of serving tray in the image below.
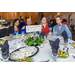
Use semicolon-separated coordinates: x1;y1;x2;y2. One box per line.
9;46;39;61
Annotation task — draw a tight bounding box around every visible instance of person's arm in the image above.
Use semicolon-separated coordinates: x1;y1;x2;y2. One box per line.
53;26;55;35
65;25;71;39
22;22;25;25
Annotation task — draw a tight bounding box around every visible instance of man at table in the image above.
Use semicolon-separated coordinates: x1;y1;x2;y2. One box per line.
53;15;71;39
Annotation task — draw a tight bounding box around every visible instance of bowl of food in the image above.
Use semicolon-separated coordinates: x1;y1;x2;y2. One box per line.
58;49;69;58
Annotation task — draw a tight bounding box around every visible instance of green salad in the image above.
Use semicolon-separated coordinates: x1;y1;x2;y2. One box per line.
71;43;75;47
0;40;5;44
58;49;69;58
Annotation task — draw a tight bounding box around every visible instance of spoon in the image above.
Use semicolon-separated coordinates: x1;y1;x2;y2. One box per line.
72;55;75;58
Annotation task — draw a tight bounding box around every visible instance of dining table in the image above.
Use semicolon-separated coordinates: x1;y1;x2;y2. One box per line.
0;35;75;62
0;26;9;30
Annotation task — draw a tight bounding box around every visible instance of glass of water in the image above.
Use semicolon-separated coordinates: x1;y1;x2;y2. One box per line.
21;32;25;37
9;34;13;41
55;30;58;38
52;50;58;62
1;49;9;62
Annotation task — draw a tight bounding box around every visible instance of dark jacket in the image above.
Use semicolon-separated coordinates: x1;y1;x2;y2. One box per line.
6;26;20;36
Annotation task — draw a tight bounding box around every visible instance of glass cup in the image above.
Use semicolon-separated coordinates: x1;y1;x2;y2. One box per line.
1;48;9;62
21;32;25;37
9;34;13;41
52;50;58;62
44;35;47;43
55;30;58;38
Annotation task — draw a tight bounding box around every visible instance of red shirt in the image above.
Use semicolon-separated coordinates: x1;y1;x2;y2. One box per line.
62;22;68;25
42;24;49;34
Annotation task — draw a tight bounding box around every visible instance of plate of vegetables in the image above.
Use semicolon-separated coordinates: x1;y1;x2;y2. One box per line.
16;57;33;62
4;36;9;40
58;49;69;58
0;39;5;44
71;42;75;48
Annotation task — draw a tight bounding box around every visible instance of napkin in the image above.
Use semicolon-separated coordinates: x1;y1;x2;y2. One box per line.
0;40;9;59
49;38;60;56
61;30;68;43
40;31;47;38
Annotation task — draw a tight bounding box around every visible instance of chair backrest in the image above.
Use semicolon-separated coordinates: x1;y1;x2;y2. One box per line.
7;22;11;25
35;22;38;25
0;28;8;38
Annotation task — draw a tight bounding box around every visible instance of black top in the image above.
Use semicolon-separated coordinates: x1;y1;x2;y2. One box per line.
6;26;20;36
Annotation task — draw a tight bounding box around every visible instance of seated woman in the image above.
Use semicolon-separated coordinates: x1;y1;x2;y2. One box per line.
20;18;32;34
20;18;40;34
6;19;20;36
41;17;49;34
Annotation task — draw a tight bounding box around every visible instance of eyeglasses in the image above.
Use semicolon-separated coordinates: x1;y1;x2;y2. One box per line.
27;21;31;22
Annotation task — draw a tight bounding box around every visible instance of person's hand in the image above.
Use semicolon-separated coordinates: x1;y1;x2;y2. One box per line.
22;26;25;29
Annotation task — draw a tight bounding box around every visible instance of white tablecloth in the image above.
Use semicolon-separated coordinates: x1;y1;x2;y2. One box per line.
0;26;9;29
0;36;75;62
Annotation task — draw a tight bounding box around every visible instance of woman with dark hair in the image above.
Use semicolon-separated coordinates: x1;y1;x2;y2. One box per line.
62;19;68;25
6;19;20;36
19;19;26;29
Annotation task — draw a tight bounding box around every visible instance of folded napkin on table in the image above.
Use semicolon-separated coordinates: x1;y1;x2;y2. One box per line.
0;40;9;59
61;30;68;43
49;38;60;56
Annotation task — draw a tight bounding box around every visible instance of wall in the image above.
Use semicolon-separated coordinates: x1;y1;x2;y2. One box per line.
25;12;38;24
15;12;17;19
60;12;75;15
38;12;44;24
43;12;75;16
9;12;14;19
31;12;38;24
43;12;57;16
2;12;7;19
20;12;27;21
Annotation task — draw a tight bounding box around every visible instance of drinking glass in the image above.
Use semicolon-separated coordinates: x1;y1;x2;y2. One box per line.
9;34;13;38
52;50;58;62
55;30;58;38
1;48;9;62
44;35;47;43
49;28;52;37
9;34;13;40
21;32;24;37
49;28;52;32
